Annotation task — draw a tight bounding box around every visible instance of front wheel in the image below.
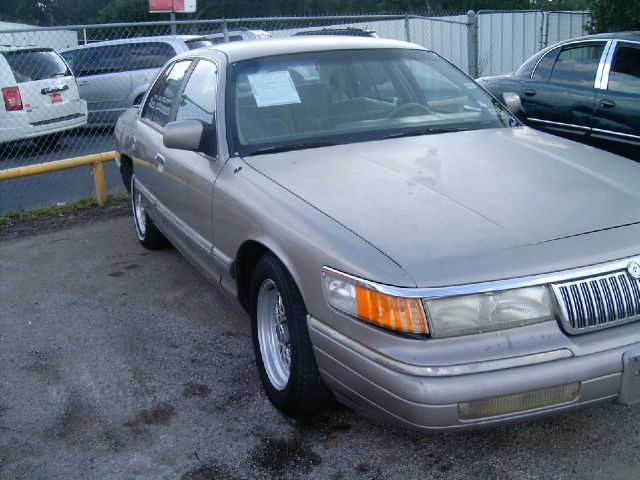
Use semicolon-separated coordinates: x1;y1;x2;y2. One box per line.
250;253;333;417
131;173;169;249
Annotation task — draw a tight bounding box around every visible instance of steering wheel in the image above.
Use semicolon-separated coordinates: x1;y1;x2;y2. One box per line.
386;102;432;119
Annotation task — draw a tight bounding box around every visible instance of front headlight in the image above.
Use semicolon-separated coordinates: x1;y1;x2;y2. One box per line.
322;268;428;335
424;286;553;338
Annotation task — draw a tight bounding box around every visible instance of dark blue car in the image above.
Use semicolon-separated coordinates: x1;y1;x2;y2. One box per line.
477;32;639;159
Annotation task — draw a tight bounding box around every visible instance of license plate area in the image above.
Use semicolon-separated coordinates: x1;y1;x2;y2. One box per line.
50;92;62;103
617;347;640;405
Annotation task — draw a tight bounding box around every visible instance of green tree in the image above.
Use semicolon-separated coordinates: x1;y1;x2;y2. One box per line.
589;0;640;32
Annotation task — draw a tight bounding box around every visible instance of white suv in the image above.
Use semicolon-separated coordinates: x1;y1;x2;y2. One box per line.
0;47;87;145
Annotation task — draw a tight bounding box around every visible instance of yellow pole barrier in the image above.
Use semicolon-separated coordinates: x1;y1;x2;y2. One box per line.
0;151;116;207
0;151;115;180
92;161;107;207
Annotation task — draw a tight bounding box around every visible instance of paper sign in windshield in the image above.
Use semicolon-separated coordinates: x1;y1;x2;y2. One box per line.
248;71;301;107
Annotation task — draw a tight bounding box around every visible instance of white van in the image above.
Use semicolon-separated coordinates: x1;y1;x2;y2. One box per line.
0;47;87;145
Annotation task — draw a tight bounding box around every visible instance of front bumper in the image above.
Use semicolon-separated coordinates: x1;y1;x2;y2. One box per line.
309;316;640;431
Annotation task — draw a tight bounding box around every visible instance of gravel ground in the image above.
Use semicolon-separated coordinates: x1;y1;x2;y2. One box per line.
1;214;639;480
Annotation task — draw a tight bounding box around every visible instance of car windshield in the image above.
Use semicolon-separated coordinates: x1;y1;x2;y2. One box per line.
227;48;515;156
3;49;71;83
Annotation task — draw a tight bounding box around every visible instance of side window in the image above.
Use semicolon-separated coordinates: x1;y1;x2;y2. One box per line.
549;44;605;86
531;48;559;81
142;60;191;127
175;60;218;155
607;44;640;94
73;44;132;77
129;42;177;70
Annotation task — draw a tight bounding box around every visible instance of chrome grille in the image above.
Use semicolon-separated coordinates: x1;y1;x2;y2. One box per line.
552;271;640;334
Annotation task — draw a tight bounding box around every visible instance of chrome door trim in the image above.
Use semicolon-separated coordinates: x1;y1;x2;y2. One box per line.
527;117;591;131
212;247;233;269
591;128;640;142
595;40;615;89
156;201;212;255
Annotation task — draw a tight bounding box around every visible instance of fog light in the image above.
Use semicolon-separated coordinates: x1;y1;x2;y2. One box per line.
458;383;580;420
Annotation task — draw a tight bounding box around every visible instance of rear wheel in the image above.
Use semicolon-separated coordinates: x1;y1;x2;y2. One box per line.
250;253;333;417
131;173;169;249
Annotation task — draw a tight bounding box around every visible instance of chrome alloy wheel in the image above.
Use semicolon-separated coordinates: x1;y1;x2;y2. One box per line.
133;189;147;238
257;279;291;390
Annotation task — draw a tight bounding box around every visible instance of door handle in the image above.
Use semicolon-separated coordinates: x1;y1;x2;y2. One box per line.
77;80;90;86
155;153;166;165
599;99;616;109
523;89;537;97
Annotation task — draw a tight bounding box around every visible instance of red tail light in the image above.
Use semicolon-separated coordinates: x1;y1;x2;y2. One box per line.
2;86;23;111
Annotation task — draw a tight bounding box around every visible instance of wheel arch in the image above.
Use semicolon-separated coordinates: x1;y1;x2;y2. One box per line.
119;153;134;193
234;239;304;315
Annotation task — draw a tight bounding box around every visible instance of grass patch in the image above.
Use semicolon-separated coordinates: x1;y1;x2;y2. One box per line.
0;191;130;236
0;192;129;225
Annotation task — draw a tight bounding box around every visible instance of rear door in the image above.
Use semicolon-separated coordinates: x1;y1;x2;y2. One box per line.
3;48;84;125
592;41;640;147
521;41;607;138
67;44;133;124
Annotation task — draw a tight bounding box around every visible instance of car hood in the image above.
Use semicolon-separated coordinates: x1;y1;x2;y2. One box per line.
243;127;640;285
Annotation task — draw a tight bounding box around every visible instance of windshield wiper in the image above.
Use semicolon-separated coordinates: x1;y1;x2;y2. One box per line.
50;72;69;78
245;141;337;156
384;127;468;139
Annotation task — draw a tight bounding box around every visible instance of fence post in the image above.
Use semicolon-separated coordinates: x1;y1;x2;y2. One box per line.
170;12;177;35
540;11;549;49
404;14;411;42
466;10;479;78
223;19;229;43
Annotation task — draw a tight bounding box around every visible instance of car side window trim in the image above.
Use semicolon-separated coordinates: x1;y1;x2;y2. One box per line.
547;41;608;88
599;39;640;91
594;40;616;89
139;59;194;132
531;40;611;85
170;57;221;158
530;46;560;80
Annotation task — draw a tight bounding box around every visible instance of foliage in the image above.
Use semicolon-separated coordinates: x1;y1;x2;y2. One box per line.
0;0;609;28
589;0;640;32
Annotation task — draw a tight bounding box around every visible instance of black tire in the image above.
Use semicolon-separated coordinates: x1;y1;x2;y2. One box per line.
131;173;169;249
250;253;334;417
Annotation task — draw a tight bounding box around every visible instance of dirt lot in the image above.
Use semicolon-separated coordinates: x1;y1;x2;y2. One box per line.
1;212;639;480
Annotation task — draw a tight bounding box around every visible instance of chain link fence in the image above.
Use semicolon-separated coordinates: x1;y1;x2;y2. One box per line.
0;11;591;214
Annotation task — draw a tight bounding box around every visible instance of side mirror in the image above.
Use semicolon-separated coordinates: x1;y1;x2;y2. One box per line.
163;119;206;152
500;92;521;116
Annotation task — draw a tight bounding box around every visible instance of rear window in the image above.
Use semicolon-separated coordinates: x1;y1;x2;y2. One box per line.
3;49;71;83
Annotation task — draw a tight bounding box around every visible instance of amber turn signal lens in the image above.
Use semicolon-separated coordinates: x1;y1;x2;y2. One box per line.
355;285;428;334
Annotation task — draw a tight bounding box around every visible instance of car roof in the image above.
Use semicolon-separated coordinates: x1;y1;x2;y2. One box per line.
186;36;423;62
581;31;640;42
61;35;209;51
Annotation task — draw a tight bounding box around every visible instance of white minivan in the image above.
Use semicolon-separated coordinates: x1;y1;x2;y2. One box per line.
0;47;87;145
